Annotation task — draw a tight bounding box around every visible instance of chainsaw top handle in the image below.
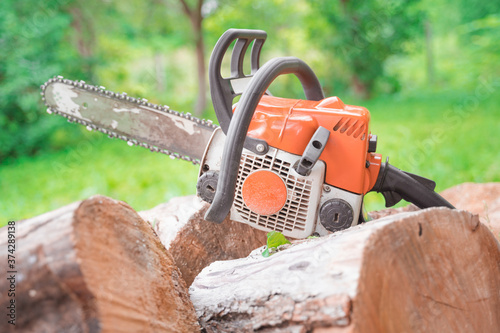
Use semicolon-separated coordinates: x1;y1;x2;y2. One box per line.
209;29;266;148
209;29;324;155
205;56;325;223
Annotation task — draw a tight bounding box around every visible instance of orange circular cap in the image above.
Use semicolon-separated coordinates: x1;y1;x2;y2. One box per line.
241;170;287;216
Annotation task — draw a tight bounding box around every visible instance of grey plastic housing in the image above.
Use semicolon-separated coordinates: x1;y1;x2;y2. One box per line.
295;126;330;176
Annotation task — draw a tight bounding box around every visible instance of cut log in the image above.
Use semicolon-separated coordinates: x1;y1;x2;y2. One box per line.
0;196;200;333
190;208;500;332
139;196;267;286
370;182;500;241
440;182;500;238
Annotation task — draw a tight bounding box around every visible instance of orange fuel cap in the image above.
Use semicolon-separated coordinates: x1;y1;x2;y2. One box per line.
241;170;288;216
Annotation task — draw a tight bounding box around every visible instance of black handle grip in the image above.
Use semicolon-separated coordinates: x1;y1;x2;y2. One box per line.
371;160;455;209
209;29;267;136
205;56;325;223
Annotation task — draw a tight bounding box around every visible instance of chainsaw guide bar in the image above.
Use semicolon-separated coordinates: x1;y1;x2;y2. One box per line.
41;76;217;164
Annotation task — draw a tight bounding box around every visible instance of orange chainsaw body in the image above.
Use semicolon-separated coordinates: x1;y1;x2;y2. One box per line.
201;28;453;234
245;95;382;195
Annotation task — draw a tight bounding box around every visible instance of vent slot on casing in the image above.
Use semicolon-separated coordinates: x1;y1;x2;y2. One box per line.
333;117;366;140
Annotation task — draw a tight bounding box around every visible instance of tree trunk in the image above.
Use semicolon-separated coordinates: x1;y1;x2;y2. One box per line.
69;6;96;81
425;20;435;85
155;52;166;92
351;74;371;99
190;208;500;332
178;0;207;116
0;196;200;333
193;22;207;116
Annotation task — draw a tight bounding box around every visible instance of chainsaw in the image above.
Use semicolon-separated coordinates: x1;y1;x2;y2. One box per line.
41;29;454;239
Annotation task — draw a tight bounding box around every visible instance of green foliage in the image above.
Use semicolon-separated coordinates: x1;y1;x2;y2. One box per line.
457;14;500;82
457;0;500;24
386;0;500;93
308;0;423;98
0;0;199;161
0;0;93;161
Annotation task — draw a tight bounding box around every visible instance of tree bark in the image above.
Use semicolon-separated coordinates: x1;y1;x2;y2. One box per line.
190;208;500;332
0;196;200;333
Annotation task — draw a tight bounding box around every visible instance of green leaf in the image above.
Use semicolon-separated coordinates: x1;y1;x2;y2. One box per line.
266;231;291;248
261;231;291;258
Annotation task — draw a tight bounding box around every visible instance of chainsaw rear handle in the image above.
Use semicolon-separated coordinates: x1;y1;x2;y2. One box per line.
205;56;325;223
371;160;455;209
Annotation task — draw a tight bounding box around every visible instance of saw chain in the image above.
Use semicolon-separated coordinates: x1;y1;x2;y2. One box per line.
40;76;218;164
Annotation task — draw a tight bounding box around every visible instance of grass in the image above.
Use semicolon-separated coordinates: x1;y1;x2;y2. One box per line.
1;90;499;224
360;90;500;209
0;134;199;222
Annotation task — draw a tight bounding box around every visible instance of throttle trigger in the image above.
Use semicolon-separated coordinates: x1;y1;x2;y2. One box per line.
381;191;403;207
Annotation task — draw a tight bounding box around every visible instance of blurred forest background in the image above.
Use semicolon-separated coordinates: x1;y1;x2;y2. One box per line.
1;0;499;222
